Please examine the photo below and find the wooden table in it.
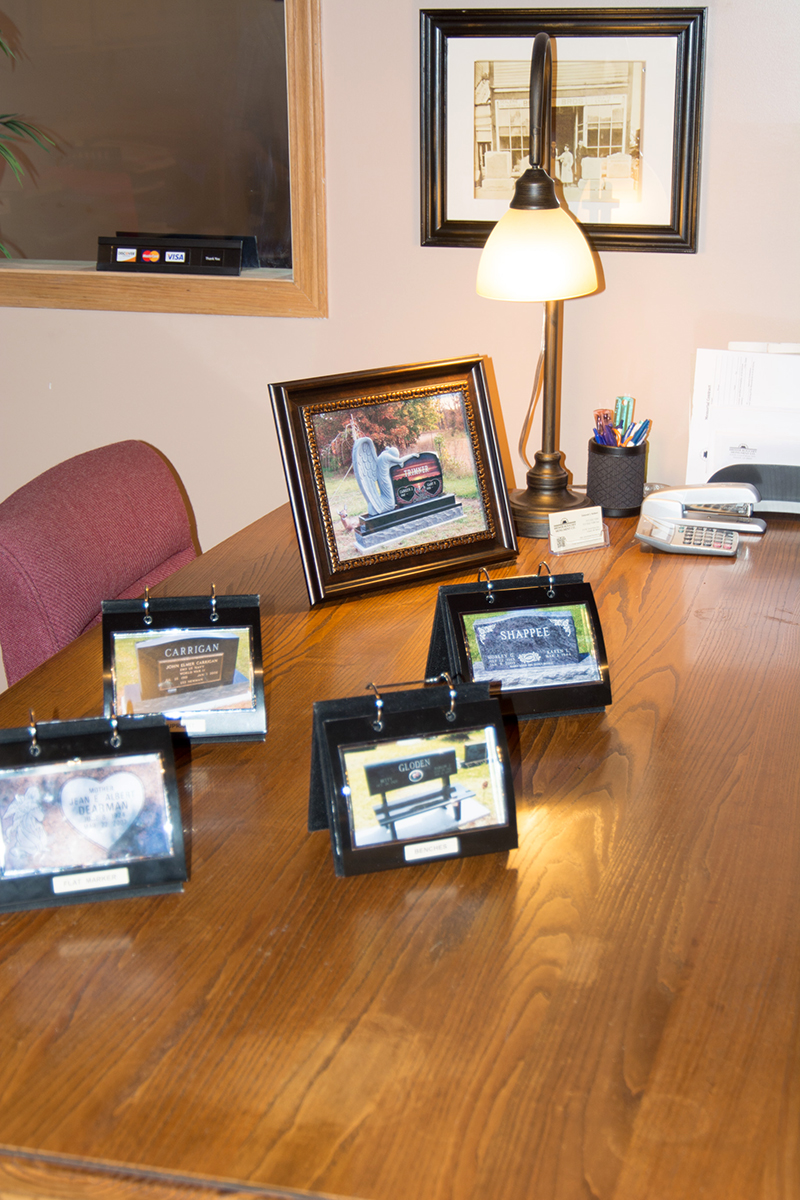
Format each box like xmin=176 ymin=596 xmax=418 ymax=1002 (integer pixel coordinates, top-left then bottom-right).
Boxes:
xmin=0 ymin=505 xmax=798 ymax=1200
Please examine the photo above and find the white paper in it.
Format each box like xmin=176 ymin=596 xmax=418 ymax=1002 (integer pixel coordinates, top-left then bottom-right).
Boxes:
xmin=686 ymin=350 xmax=800 ymax=483
xmin=404 ymin=837 xmax=460 ymax=863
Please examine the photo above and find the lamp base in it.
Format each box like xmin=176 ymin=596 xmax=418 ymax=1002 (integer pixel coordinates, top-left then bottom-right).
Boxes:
xmin=509 ymin=451 xmax=592 ymax=539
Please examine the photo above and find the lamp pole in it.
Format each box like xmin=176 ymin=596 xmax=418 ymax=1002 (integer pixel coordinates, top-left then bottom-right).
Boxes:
xmin=479 ymin=32 xmax=596 ymax=538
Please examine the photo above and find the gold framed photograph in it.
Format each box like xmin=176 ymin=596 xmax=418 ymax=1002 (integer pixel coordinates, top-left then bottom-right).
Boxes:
xmin=270 ymin=356 xmax=518 ymax=605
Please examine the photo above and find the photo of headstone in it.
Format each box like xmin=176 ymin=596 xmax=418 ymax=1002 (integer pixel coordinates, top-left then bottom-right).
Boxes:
xmin=112 ymin=628 xmax=256 ymax=716
xmin=469 ymin=607 xmax=602 ymax=690
xmin=349 ymin=437 xmax=463 ymax=552
xmin=136 ymin=633 xmax=241 ymax=699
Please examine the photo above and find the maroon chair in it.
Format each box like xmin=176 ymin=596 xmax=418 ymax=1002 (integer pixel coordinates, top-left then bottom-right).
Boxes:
xmin=0 ymin=441 xmax=199 ymax=686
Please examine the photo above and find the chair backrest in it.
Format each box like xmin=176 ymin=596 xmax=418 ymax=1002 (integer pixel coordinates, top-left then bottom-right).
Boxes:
xmin=0 ymin=441 xmax=199 ymax=685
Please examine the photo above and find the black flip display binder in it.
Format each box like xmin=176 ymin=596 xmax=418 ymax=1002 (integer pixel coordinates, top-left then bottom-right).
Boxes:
xmin=0 ymin=715 xmax=187 ymax=913
xmin=309 ymin=680 xmax=517 ymax=876
xmin=426 ymin=571 xmax=612 ymax=720
xmin=102 ymin=592 xmax=266 ymax=743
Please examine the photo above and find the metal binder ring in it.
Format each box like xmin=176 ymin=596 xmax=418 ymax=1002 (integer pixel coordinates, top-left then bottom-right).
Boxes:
xmin=109 ymin=702 xmax=122 ymax=749
xmin=441 ymin=672 xmax=457 ymax=722
xmin=537 ymin=561 xmax=556 ymax=598
xmin=28 ymin=710 xmax=41 ymax=758
xmin=477 ymin=566 xmax=495 ymax=604
xmin=210 ymin=583 xmax=219 ymax=623
xmin=367 ymin=682 xmax=384 ymax=731
xmin=143 ymin=586 xmax=153 ymax=626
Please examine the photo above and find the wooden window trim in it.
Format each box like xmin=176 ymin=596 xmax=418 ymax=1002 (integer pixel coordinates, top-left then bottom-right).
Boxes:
xmin=0 ymin=0 xmax=327 ymax=318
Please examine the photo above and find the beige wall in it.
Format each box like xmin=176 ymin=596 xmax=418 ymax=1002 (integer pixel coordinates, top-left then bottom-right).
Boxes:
xmin=2 ymin=0 xmax=799 ymax=561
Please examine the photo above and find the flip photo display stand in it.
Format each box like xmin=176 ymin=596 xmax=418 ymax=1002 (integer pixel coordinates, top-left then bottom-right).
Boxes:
xmin=309 ymin=676 xmax=517 ymax=876
xmin=426 ymin=565 xmax=612 ymax=720
xmin=102 ymin=588 xmax=266 ymax=742
xmin=0 ymin=713 xmax=187 ymax=913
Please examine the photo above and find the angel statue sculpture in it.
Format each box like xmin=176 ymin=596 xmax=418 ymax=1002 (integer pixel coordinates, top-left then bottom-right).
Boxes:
xmin=351 ymin=437 xmax=404 ymax=516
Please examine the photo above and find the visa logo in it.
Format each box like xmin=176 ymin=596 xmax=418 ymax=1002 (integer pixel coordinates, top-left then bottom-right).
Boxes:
xmin=116 ymin=247 xmax=137 ymax=262
xmin=165 ymin=250 xmax=186 ymax=263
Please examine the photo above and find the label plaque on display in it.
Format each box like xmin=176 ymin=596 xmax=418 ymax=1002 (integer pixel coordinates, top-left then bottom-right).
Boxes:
xmin=0 ymin=715 xmax=186 ymax=913
xmin=308 ymin=681 xmax=517 ymax=877
xmin=425 ymin=571 xmax=612 ymax=720
xmin=102 ymin=594 xmax=266 ymax=743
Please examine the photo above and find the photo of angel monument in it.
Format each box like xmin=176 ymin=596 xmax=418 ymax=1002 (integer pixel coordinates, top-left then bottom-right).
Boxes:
xmin=310 ymin=389 xmax=491 ymax=562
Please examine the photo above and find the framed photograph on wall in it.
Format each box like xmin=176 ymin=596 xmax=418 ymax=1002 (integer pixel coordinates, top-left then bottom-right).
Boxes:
xmin=269 ymin=357 xmax=518 ymax=605
xmin=421 ymin=7 xmax=706 ymax=252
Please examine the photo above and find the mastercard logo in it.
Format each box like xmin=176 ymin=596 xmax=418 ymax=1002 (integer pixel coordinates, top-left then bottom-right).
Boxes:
xmin=142 ymin=249 xmax=161 ymax=263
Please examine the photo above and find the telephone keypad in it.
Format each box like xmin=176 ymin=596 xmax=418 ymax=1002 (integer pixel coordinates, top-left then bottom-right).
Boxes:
xmin=677 ymin=525 xmax=737 ymax=552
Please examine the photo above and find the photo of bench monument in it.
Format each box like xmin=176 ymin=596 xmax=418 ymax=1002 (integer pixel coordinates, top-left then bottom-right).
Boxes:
xmin=340 ymin=727 xmax=508 ymax=848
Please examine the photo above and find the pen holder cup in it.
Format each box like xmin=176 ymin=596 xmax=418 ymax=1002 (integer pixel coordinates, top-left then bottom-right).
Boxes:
xmin=586 ymin=439 xmax=647 ymax=517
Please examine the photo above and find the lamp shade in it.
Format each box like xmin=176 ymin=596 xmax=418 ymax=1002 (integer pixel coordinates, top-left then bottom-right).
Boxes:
xmin=476 ymin=205 xmax=598 ymax=302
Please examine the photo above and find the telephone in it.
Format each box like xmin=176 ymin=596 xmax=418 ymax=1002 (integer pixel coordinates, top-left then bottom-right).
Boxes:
xmin=635 ymin=482 xmax=765 ymax=556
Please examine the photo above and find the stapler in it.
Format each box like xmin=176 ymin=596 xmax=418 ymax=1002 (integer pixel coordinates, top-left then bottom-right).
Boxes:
xmin=635 ymin=482 xmax=765 ymax=556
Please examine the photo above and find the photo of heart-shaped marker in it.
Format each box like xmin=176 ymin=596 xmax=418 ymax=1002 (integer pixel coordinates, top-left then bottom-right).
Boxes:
xmin=61 ymin=772 xmax=146 ymax=850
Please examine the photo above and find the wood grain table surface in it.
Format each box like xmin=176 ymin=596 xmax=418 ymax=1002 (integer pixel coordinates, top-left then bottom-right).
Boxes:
xmin=0 ymin=504 xmax=798 ymax=1200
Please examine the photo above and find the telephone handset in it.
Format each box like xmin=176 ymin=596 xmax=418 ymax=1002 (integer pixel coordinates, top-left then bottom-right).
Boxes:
xmin=635 ymin=482 xmax=765 ymax=556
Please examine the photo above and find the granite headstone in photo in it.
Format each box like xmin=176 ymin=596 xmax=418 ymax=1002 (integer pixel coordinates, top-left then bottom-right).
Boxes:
xmin=474 ymin=612 xmax=580 ymax=672
xmin=136 ymin=633 xmax=240 ymax=700
xmin=364 ymin=748 xmax=458 ymax=795
xmin=349 ymin=437 xmax=461 ymax=550
xmin=389 ymin=452 xmax=444 ymax=506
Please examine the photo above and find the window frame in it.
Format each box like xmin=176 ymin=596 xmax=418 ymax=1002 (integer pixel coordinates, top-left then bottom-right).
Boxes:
xmin=0 ymin=0 xmax=327 ymax=318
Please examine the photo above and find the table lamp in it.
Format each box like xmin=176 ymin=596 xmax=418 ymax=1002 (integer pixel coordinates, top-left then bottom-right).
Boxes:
xmin=477 ymin=31 xmax=599 ymax=538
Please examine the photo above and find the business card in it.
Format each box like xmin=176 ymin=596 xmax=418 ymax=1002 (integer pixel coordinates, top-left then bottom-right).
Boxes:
xmin=548 ymin=506 xmax=606 ymax=553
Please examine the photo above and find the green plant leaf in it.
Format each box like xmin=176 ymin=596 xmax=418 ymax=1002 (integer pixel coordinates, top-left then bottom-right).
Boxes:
xmin=1 ymin=113 xmax=53 ymax=150
xmin=0 ymin=140 xmax=24 ymax=182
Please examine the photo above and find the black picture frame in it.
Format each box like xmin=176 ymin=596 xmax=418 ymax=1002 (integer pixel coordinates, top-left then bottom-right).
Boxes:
xmin=421 ymin=7 xmax=706 ymax=252
xmin=0 ymin=715 xmax=187 ymax=913
xmin=309 ymin=683 xmax=517 ymax=876
xmin=426 ymin=573 xmax=612 ymax=718
xmin=269 ymin=356 xmax=518 ymax=605
xmin=102 ymin=594 xmax=266 ymax=743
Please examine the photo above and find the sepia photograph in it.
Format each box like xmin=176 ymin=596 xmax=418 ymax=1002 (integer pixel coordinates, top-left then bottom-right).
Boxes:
xmin=421 ymin=8 xmax=706 ymax=251
xmin=339 ymin=726 xmax=509 ymax=848
xmin=473 ymin=57 xmax=644 ymax=208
